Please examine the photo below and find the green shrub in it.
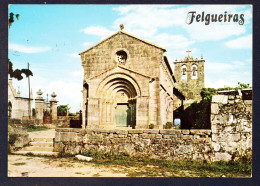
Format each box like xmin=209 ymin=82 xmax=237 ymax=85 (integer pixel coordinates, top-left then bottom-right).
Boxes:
xmin=149 ymin=123 xmax=155 ymax=129
xmin=165 ymin=122 xmax=173 ymax=129
xmin=27 ymin=125 xmax=37 ymax=130
xmin=8 ymin=134 xmax=17 ymax=145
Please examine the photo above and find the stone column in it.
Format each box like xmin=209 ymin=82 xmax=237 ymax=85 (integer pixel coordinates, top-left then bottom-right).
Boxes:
xmin=86 ymin=98 xmax=100 ymax=129
xmin=135 ymin=96 xmax=149 ymax=129
xmin=50 ymin=92 xmax=58 ymax=120
xmin=35 ymin=89 xmax=44 ymax=120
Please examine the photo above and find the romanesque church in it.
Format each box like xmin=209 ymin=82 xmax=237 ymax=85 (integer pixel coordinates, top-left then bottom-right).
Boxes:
xmin=79 ymin=25 xmax=204 ymax=129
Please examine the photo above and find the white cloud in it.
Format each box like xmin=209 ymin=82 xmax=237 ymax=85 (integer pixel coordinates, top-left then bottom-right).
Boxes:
xmin=45 ymin=80 xmax=82 ymax=112
xmin=82 ymin=26 xmax=114 ymax=38
xmin=184 ymin=24 xmax=246 ymax=42
xmin=205 ymin=61 xmax=234 ymax=73
xmin=113 ymin=5 xmax=177 ymax=15
xmin=112 ymin=5 xmax=251 ymax=42
xmin=232 ymin=60 xmax=245 ymax=66
xmin=152 ymin=33 xmax=194 ymax=49
xmin=205 ymin=79 xmax=238 ymax=88
xmin=70 ymin=70 xmax=83 ymax=78
xmin=12 ymin=69 xmax=83 ymax=112
xmin=204 ymin=60 xmax=252 ymax=88
xmin=69 ymin=53 xmax=81 ymax=58
xmin=246 ymin=57 xmax=252 ymax=63
xmin=83 ymin=42 xmax=92 ymax=47
xmin=149 ymin=33 xmax=195 ymax=63
xmin=225 ymin=34 xmax=252 ymax=49
xmin=9 ymin=43 xmax=51 ymax=53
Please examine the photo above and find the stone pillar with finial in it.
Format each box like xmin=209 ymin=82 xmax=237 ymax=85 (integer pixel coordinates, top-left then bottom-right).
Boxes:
xmin=50 ymin=92 xmax=58 ymax=120
xmin=35 ymin=89 xmax=44 ymax=120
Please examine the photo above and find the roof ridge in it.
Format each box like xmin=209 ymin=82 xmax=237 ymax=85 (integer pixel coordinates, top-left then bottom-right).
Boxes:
xmin=79 ymin=30 xmax=166 ymax=55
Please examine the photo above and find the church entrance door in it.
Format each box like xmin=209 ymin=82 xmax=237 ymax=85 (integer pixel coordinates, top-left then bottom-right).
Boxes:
xmin=115 ymin=103 xmax=129 ymax=127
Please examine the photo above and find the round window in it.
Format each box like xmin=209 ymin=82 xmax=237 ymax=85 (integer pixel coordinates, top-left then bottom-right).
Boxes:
xmin=116 ymin=50 xmax=127 ymax=65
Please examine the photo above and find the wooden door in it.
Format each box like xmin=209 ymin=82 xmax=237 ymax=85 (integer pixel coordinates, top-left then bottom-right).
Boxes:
xmin=115 ymin=104 xmax=128 ymax=127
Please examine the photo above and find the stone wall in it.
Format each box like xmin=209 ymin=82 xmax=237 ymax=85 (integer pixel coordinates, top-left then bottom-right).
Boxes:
xmin=54 ymin=92 xmax=252 ymax=162
xmin=8 ymin=124 xmax=30 ymax=151
xmin=8 ymin=116 xmax=79 ymax=128
xmin=54 ymin=128 xmax=212 ymax=160
xmin=80 ymin=31 xmax=163 ymax=79
xmin=211 ymin=94 xmax=252 ymax=161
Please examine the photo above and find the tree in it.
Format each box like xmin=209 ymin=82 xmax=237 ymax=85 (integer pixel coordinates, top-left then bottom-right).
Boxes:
xmin=57 ymin=105 xmax=70 ymax=116
xmin=8 ymin=12 xmax=20 ymax=28
xmin=8 ymin=12 xmax=33 ymax=80
xmin=238 ymin=82 xmax=251 ymax=89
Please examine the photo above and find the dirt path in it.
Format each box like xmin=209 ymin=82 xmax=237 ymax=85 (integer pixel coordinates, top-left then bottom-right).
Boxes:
xmin=9 ymin=129 xmax=130 ymax=177
xmin=8 ymin=154 xmax=128 ymax=177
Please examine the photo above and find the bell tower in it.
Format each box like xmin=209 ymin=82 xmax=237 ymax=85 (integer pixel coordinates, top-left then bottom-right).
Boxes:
xmin=174 ymin=51 xmax=205 ymax=101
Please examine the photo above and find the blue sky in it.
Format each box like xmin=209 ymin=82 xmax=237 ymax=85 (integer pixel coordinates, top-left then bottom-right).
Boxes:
xmin=8 ymin=5 xmax=252 ymax=112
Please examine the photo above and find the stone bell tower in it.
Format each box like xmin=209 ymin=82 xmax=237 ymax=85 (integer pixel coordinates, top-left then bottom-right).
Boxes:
xmin=174 ymin=50 xmax=205 ymax=101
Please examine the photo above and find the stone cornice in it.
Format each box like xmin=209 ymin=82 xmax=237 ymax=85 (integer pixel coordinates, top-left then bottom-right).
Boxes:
xmin=79 ymin=30 xmax=166 ymax=56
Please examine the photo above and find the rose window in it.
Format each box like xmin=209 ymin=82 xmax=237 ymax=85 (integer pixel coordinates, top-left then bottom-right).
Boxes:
xmin=116 ymin=50 xmax=127 ymax=65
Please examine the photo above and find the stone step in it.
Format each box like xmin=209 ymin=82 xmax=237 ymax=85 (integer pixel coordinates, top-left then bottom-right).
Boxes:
xmin=31 ymin=138 xmax=54 ymax=142
xmin=21 ymin=146 xmax=54 ymax=152
xmin=29 ymin=142 xmax=53 ymax=147
xmin=13 ymin=150 xmax=59 ymax=157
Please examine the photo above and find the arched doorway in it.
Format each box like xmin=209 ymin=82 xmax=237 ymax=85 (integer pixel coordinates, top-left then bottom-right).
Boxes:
xmin=97 ymin=75 xmax=140 ymax=128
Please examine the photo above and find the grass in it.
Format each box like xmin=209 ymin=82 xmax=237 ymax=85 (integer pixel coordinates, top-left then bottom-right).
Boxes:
xmin=76 ymin=151 xmax=252 ymax=177
xmin=27 ymin=125 xmax=49 ymax=132
xmin=13 ymin=162 xmax=26 ymax=166
xmin=17 ymin=151 xmax=252 ymax=177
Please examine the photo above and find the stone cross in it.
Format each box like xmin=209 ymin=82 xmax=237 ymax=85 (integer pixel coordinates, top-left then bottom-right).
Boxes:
xmin=120 ymin=24 xmax=124 ymax=30
xmin=186 ymin=50 xmax=192 ymax=57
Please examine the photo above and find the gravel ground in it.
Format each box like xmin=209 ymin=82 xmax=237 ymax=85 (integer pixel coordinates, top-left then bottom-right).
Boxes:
xmin=8 ymin=154 xmax=128 ymax=177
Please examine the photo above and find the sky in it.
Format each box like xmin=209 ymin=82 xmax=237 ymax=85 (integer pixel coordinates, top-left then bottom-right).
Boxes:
xmin=8 ymin=5 xmax=252 ymax=112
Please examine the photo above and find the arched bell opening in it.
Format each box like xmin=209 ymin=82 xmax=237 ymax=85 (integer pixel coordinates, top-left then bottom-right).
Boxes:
xmin=99 ymin=77 xmax=137 ymax=128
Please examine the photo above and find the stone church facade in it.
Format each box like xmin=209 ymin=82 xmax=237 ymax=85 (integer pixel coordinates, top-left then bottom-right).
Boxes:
xmin=79 ymin=28 xmax=176 ymax=129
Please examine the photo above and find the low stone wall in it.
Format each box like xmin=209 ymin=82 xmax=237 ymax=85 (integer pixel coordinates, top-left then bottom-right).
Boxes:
xmin=8 ymin=124 xmax=30 ymax=151
xmin=8 ymin=118 xmax=42 ymax=126
xmin=54 ymin=92 xmax=252 ymax=162
xmin=8 ymin=116 xmax=79 ymax=128
xmin=211 ymin=94 xmax=252 ymax=161
xmin=54 ymin=128 xmax=212 ymax=160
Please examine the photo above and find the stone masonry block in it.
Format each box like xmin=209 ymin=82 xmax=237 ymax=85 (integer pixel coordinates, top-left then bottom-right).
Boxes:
xmin=213 ymin=152 xmax=232 ymax=161
xmin=128 ymin=130 xmax=143 ymax=134
xmin=115 ymin=130 xmax=128 ymax=135
xmin=142 ymin=129 xmax=160 ymax=134
xmin=190 ymin=130 xmax=211 ymax=135
xmin=244 ymin=100 xmax=252 ymax=105
xmin=212 ymin=142 xmax=221 ymax=151
xmin=140 ymin=134 xmax=155 ymax=139
xmin=212 ymin=95 xmax=228 ymax=104
xmin=211 ymin=103 xmax=219 ymax=114
xmin=181 ymin=130 xmax=190 ymax=135
xmin=159 ymin=129 xmax=181 ymax=135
